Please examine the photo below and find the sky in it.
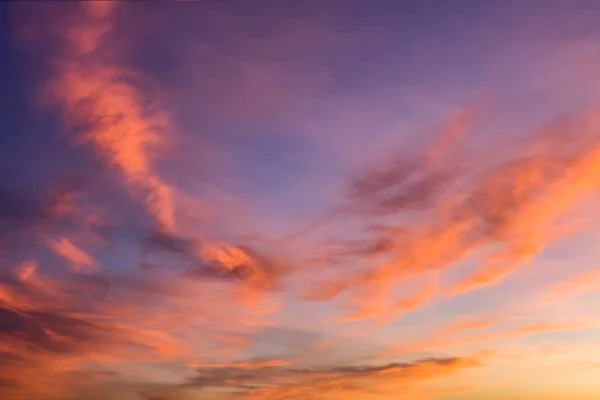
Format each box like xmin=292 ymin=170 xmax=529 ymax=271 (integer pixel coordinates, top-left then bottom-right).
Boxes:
xmin=2 ymin=1 xmax=600 ymax=399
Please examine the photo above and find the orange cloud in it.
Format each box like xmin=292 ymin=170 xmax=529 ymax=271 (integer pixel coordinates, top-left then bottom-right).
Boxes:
xmin=186 ymin=356 xmax=479 ymax=400
xmin=381 ymin=318 xmax=597 ymax=359
xmin=46 ymin=2 xmax=176 ymax=233
xmin=16 ymin=260 xmax=37 ymax=281
xmin=0 ymin=256 xmax=274 ymax=399
xmin=446 ymin=239 xmax=540 ymax=295
xmin=44 ymin=4 xmax=279 ymax=306
xmin=391 ymin=273 xmax=439 ymax=313
xmin=47 ymin=237 xmax=98 ymax=273
xmin=538 ymin=268 xmax=600 ymax=305
xmin=311 ymin=106 xmax=600 ymax=321
xmin=339 ymin=273 xmax=439 ymax=324
xmin=440 ymin=316 xmax=501 ymax=334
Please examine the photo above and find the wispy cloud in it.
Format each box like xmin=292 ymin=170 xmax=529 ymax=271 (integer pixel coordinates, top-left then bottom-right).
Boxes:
xmin=309 ymin=106 xmax=600 ymax=321
xmin=46 ymin=2 xmax=176 ymax=233
xmin=186 ymin=356 xmax=478 ymax=400
xmin=47 ymin=236 xmax=98 ymax=273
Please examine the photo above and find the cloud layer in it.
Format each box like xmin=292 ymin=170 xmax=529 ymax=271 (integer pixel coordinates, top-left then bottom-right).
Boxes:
xmin=3 ymin=1 xmax=600 ymax=399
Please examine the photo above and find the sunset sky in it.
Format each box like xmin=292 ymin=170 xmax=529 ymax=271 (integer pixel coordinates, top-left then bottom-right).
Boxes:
xmin=2 ymin=1 xmax=600 ymax=399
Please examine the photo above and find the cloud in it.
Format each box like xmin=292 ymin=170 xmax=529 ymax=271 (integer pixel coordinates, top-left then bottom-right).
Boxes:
xmin=347 ymin=104 xmax=479 ymax=216
xmin=0 ymin=280 xmax=123 ymax=399
xmin=0 ymin=183 xmax=77 ymax=234
xmin=186 ymin=356 xmax=479 ymax=399
xmin=194 ymin=243 xmax=287 ymax=292
xmin=0 ymin=304 xmax=114 ymax=354
xmin=138 ymin=228 xmax=288 ymax=307
xmin=47 ymin=236 xmax=98 ymax=273
xmin=536 ymin=268 xmax=600 ymax=306
xmin=41 ymin=2 xmax=288 ymax=309
xmin=45 ymin=2 xmax=176 ymax=233
xmin=337 ymin=273 xmax=439 ymax=324
xmin=0 ymin=256 xmax=264 ymax=399
xmin=380 ymin=318 xmax=598 ymax=359
xmin=440 ymin=317 xmax=501 ymax=334
xmin=310 ymin=106 xmax=600 ymax=320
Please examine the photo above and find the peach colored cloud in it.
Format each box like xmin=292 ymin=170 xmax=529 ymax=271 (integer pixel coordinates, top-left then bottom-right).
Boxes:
xmin=380 ymin=318 xmax=597 ymax=360
xmin=537 ymin=268 xmax=600 ymax=306
xmin=0 ymin=254 xmax=279 ymax=399
xmin=308 ymin=106 xmax=600 ymax=322
xmin=44 ymin=3 xmax=286 ymax=309
xmin=47 ymin=237 xmax=98 ymax=273
xmin=46 ymin=2 xmax=176 ymax=233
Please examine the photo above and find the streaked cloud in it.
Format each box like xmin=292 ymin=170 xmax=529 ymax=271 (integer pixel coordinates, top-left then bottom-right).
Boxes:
xmin=47 ymin=236 xmax=98 ymax=272
xmin=3 ymin=1 xmax=600 ymax=399
xmin=308 ymin=106 xmax=600 ymax=321
xmin=187 ymin=356 xmax=478 ymax=400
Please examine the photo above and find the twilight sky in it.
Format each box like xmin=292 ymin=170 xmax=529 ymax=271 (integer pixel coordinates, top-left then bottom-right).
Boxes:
xmin=2 ymin=1 xmax=600 ymax=399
